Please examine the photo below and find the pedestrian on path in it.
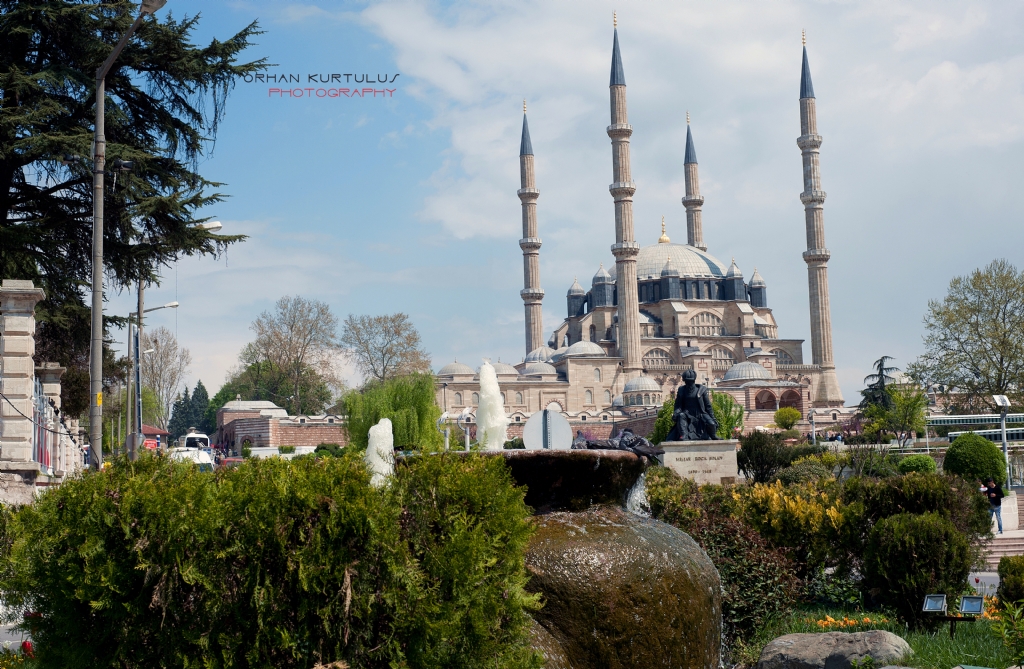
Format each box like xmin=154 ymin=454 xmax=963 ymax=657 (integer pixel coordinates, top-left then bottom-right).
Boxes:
xmin=986 ymin=477 xmax=1005 ymax=534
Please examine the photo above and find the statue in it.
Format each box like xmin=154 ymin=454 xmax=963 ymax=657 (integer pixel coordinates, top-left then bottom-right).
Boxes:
xmin=666 ymin=369 xmax=719 ymax=441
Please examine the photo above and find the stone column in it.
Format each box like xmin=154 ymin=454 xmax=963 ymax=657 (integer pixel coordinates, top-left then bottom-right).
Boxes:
xmin=37 ymin=363 xmax=66 ymax=475
xmin=0 ymin=280 xmax=46 ymax=463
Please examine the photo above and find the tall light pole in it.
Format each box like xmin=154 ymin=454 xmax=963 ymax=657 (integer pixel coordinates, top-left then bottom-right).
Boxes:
xmin=126 ymin=301 xmax=178 ymax=460
xmin=995 ymin=395 xmax=1012 ymax=486
xmin=89 ymin=0 xmax=169 ymax=468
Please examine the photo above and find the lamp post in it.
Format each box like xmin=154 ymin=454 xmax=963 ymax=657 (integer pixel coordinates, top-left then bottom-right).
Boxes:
xmin=124 ymin=301 xmax=177 ymax=460
xmin=89 ymin=0 xmax=169 ymax=468
xmin=995 ymin=395 xmax=1012 ymax=486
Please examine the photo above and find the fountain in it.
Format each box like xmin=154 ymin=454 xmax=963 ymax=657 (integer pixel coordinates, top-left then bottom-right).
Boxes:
xmin=365 ymin=418 xmax=394 ymax=487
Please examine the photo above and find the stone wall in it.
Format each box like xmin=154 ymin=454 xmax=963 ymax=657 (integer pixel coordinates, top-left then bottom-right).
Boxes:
xmin=222 ymin=416 xmax=348 ymax=451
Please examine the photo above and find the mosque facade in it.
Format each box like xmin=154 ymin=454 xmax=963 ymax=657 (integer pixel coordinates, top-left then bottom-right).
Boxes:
xmin=436 ymin=26 xmax=846 ymax=431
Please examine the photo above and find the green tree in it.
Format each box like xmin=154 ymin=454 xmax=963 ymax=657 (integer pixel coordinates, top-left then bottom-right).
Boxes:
xmin=649 ymin=397 xmax=675 ymax=445
xmin=712 ymin=392 xmax=744 ymax=439
xmin=861 ymin=356 xmax=899 ymax=410
xmin=910 ymin=259 xmax=1024 ymax=411
xmin=345 ymin=374 xmax=442 ymax=451
xmin=189 ymin=381 xmax=210 ymax=434
xmin=167 ymin=386 xmax=191 ymax=440
xmin=1 ymin=1 xmax=263 ymax=416
xmin=774 ymin=407 xmax=802 ymax=430
xmin=866 ymin=384 xmax=927 ymax=448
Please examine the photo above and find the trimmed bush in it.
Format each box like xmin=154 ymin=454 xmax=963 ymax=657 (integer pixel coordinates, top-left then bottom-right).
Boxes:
xmin=897 ymin=454 xmax=937 ymax=475
xmin=738 ymin=432 xmax=789 ymax=483
xmin=944 ymin=432 xmax=1007 ymax=485
xmin=863 ymin=512 xmax=973 ymax=627
xmin=774 ymin=407 xmax=802 ymax=430
xmin=1000 ymin=556 xmax=1024 ymax=608
xmin=0 ymin=453 xmax=540 ymax=669
xmin=777 ymin=458 xmax=833 ymax=485
xmin=646 ymin=467 xmax=799 ymax=640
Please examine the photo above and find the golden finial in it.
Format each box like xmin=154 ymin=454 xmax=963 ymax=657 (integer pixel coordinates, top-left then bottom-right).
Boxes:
xmin=802 ymin=29 xmax=806 ymax=46
xmin=613 ymin=11 xmax=617 ymax=28
xmin=658 ymin=216 xmax=671 ymax=244
xmin=523 ymin=99 xmax=527 ymax=113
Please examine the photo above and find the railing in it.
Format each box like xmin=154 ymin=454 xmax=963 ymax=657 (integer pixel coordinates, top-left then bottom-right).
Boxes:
xmin=31 ymin=378 xmax=64 ymax=475
xmin=777 ymin=364 xmax=819 ymax=373
xmin=711 ymin=359 xmax=732 ymax=371
xmin=642 ymin=359 xmax=693 ymax=372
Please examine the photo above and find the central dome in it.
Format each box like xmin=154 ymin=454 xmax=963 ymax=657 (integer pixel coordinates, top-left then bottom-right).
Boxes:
xmin=634 ymin=243 xmax=728 ymax=280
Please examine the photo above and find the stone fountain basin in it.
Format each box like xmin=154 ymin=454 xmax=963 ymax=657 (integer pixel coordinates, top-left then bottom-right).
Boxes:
xmin=473 ymin=449 xmax=646 ymax=515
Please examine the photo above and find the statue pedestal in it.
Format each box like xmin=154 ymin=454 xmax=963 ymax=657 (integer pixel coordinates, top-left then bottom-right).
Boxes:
xmin=659 ymin=440 xmax=739 ymax=485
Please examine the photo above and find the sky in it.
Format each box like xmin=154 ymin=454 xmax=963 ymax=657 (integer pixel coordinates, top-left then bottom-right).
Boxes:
xmin=106 ymin=0 xmax=1024 ymax=405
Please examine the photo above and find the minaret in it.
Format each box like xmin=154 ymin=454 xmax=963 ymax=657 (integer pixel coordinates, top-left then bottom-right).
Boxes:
xmin=682 ymin=112 xmax=706 ymax=251
xmin=798 ymin=34 xmax=844 ymax=406
xmin=518 ymin=101 xmax=545 ymax=356
xmin=608 ymin=15 xmax=642 ymax=374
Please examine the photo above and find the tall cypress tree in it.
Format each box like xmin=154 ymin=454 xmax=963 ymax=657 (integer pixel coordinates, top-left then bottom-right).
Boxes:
xmin=190 ymin=380 xmax=210 ymax=434
xmin=167 ymin=387 xmax=191 ymax=441
xmin=1 ymin=1 xmax=266 ymax=416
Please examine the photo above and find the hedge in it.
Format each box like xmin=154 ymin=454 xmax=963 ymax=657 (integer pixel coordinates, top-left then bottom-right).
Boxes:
xmin=0 ymin=452 xmax=540 ymax=669
xmin=944 ymin=432 xmax=1007 ymax=485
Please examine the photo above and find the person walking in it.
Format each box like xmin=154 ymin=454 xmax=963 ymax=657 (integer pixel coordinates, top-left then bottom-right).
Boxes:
xmin=986 ymin=477 xmax=1005 ymax=534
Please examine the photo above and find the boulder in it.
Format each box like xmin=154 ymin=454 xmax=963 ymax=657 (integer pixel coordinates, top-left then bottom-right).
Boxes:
xmin=526 ymin=504 xmax=721 ymax=668
xmin=757 ymin=630 xmax=911 ymax=669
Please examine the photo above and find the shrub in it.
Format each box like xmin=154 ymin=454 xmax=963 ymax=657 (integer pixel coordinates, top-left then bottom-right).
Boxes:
xmin=314 ymin=442 xmax=355 ymax=458
xmin=0 ymin=453 xmax=540 ymax=669
xmin=1000 ymin=556 xmax=1024 ymax=607
xmin=774 ymin=407 xmax=802 ymax=430
xmin=277 ymin=445 xmax=296 ymax=454
xmin=503 ymin=437 xmax=525 ymax=449
xmin=646 ymin=467 xmax=799 ymax=641
xmin=738 ymin=432 xmax=789 ymax=483
xmin=344 ymin=373 xmax=442 ymax=451
xmin=778 ymin=429 xmax=803 ymax=441
xmin=777 ymin=459 xmax=833 ymax=485
xmin=944 ymin=432 xmax=1006 ymax=485
xmin=862 ymin=512 xmax=973 ymax=627
xmin=712 ymin=392 xmax=744 ymax=439
xmin=897 ymin=454 xmax=937 ymax=475
xmin=649 ymin=397 xmax=675 ymax=445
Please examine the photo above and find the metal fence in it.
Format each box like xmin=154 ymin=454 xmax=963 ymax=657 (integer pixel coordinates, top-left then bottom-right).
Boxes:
xmin=31 ymin=378 xmax=65 ymax=475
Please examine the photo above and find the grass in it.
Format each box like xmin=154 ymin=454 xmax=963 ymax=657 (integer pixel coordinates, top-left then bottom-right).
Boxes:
xmin=731 ymin=606 xmax=1015 ymax=669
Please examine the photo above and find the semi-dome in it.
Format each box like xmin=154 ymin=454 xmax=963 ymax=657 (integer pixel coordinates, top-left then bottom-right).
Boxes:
xmin=525 ymin=346 xmax=556 ymax=363
xmin=487 ymin=361 xmax=520 ymax=376
xmin=722 ymin=361 xmax=772 ymax=381
xmin=635 ymin=242 xmax=728 ymax=280
xmin=612 ymin=394 xmax=625 ymax=407
xmin=562 ymin=341 xmax=607 ymax=358
xmin=550 ymin=346 xmax=569 ymax=363
xmin=523 ymin=362 xmax=557 ymax=375
xmin=623 ymin=375 xmax=662 ymax=393
xmin=437 ymin=361 xmax=474 ymax=376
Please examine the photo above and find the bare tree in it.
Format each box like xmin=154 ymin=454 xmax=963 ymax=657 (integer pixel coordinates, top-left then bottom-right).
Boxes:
xmin=140 ymin=326 xmax=192 ymax=430
xmin=251 ymin=296 xmax=340 ymax=414
xmin=341 ymin=313 xmax=431 ymax=384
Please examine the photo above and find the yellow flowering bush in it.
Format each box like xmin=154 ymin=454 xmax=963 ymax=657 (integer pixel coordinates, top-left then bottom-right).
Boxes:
xmin=806 ymin=614 xmax=890 ymax=629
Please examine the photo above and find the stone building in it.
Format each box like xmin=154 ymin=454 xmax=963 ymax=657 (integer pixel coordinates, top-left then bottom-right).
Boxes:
xmin=215 ymin=397 xmax=347 ymax=452
xmin=435 ymin=28 xmax=847 ymax=432
xmin=0 ymin=280 xmax=84 ymax=503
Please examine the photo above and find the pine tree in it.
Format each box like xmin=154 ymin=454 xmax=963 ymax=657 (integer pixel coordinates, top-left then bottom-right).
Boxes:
xmin=190 ymin=381 xmax=211 ymax=434
xmin=1 ymin=1 xmax=266 ymax=416
xmin=167 ymin=387 xmax=191 ymax=441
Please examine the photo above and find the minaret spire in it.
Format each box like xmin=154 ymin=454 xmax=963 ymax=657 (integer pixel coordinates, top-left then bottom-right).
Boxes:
xmin=797 ymin=37 xmax=843 ymax=406
xmin=607 ymin=19 xmax=642 ymax=375
xmin=682 ymin=117 xmax=706 ymax=251
xmin=518 ymin=103 xmax=544 ymax=355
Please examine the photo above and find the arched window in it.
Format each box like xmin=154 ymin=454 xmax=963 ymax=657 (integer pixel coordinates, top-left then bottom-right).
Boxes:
xmin=604 ymin=389 xmax=612 ymax=404
xmin=454 ymin=392 xmax=463 ymax=405
xmin=642 ymin=348 xmax=672 ymax=368
xmin=501 ymin=392 xmax=506 ymax=404
xmin=755 ymin=390 xmax=776 ymax=411
xmin=515 ymin=392 xmax=523 ymax=404
xmin=589 ymin=324 xmax=596 ymax=341
xmin=709 ymin=347 xmax=734 ymax=362
xmin=472 ymin=392 xmax=480 ymax=405
xmin=643 ymin=394 xmax=650 ymax=405
xmin=688 ymin=311 xmax=725 ymax=336
xmin=594 ymin=368 xmax=602 ymax=382
xmin=770 ymin=348 xmax=795 ymax=365
xmin=585 ymin=390 xmax=593 ymax=404
xmin=780 ymin=389 xmax=802 ymax=411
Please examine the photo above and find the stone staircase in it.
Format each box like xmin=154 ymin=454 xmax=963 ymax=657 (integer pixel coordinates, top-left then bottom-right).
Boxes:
xmin=984 ymin=491 xmax=1024 ymax=570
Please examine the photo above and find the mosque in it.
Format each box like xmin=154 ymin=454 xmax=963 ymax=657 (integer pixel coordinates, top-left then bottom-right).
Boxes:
xmin=435 ymin=24 xmax=846 ymax=432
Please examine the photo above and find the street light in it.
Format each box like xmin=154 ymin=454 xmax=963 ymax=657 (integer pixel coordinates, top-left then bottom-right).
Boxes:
xmin=90 ymin=0 xmax=169 ymax=468
xmin=125 ymin=300 xmax=178 ymax=461
xmin=197 ymin=220 xmax=222 ymax=232
xmin=995 ymin=395 xmax=1011 ymax=486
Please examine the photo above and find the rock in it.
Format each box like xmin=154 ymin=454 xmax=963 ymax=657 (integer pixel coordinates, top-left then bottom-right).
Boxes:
xmin=527 ymin=617 xmax=571 ymax=669
xmin=757 ymin=631 xmax=912 ymax=669
xmin=525 ymin=504 xmax=721 ymax=668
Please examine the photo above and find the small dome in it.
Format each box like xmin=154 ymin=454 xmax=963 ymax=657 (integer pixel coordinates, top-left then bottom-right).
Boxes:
xmin=592 ymin=263 xmax=613 ymax=285
xmin=661 ymin=256 xmax=680 ymax=277
xmin=722 ymin=361 xmax=772 ymax=381
xmin=612 ymin=394 xmax=625 ymax=407
xmin=525 ymin=346 xmax=556 ymax=363
xmin=523 ymin=362 xmax=557 ymax=375
xmin=623 ymin=375 xmax=662 ymax=393
xmin=750 ymin=268 xmax=766 ymax=287
xmin=638 ymin=310 xmax=661 ymax=324
xmin=567 ymin=277 xmax=585 ymax=296
xmin=725 ymin=258 xmax=743 ymax=279
xmin=550 ymin=346 xmax=569 ymax=363
xmin=487 ymin=361 xmax=520 ymax=376
xmin=562 ymin=341 xmax=607 ymax=358
xmin=438 ymin=361 xmax=474 ymax=376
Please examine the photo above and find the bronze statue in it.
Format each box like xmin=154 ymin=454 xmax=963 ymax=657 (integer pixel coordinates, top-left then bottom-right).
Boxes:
xmin=666 ymin=369 xmax=719 ymax=441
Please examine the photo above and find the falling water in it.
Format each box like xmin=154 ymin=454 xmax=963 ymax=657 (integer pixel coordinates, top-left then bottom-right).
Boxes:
xmin=366 ymin=418 xmax=395 ymax=487
xmin=476 ymin=361 xmax=509 ymax=451
xmin=625 ymin=471 xmax=650 ymax=516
